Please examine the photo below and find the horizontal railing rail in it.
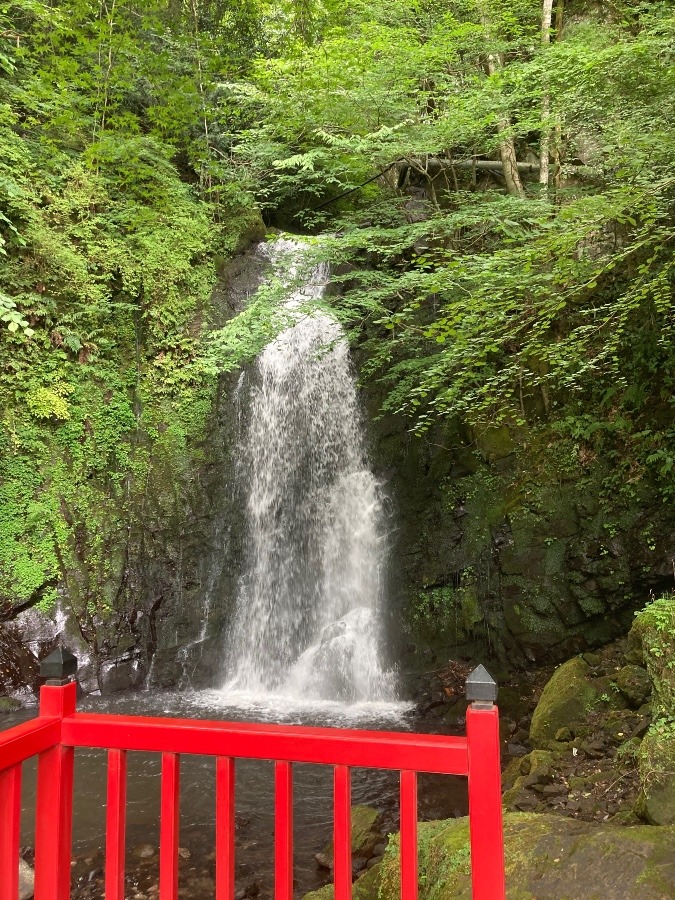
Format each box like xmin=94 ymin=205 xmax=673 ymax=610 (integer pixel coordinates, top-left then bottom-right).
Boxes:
xmin=0 ymin=717 xmax=60 ymax=772
xmin=0 ymin=651 xmax=506 ymax=900
xmin=61 ymin=713 xmax=471 ymax=773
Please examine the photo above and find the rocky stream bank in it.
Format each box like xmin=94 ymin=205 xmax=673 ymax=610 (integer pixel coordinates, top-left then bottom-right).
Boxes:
xmin=303 ymin=595 xmax=675 ymax=899
xmin=3 ymin=602 xmax=675 ymax=899
xmin=5 ymin=597 xmax=675 ymax=899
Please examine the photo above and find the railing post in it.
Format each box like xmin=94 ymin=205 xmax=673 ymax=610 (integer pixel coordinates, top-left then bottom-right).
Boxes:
xmin=465 ymin=665 xmax=505 ymax=900
xmin=333 ymin=765 xmax=352 ymax=900
xmin=34 ymin=648 xmax=78 ymax=900
xmin=105 ymin=748 xmax=128 ymax=900
xmin=160 ymin=752 xmax=181 ymax=900
xmin=0 ymin=763 xmax=22 ymax=900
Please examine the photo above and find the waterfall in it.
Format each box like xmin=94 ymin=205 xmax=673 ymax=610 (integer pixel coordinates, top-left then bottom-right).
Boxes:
xmin=223 ymin=239 xmax=397 ymax=704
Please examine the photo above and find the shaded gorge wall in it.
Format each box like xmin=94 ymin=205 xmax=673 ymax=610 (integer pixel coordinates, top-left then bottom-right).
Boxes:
xmin=363 ymin=396 xmax=675 ymax=672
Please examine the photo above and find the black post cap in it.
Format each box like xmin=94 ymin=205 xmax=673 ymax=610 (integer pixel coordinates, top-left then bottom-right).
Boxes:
xmin=466 ymin=664 xmax=498 ymax=703
xmin=40 ymin=647 xmax=78 ymax=682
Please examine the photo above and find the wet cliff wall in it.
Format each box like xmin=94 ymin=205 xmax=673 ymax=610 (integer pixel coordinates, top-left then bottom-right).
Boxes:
xmin=365 ymin=401 xmax=675 ymax=672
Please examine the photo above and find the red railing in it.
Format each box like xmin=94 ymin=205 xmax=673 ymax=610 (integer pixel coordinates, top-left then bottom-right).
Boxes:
xmin=0 ymin=662 xmax=505 ymax=900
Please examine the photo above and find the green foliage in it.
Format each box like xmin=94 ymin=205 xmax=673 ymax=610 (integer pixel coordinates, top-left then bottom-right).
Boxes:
xmin=0 ymin=0 xmax=263 ymax=630
xmin=4 ymin=0 xmax=675 ymax=639
xmin=634 ymin=595 xmax=675 ymax=717
xmin=218 ymin=0 xmax=675 ymax=503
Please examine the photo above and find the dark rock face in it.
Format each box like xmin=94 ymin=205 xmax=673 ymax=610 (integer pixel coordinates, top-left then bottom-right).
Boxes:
xmin=130 ymin=246 xmax=273 ymax=690
xmin=360 ymin=394 xmax=675 ymax=669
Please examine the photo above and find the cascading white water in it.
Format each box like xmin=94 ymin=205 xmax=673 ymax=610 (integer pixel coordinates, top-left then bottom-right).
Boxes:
xmin=223 ymin=239 xmax=397 ymax=704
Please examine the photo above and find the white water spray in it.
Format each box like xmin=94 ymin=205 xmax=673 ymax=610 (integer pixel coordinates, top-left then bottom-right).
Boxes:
xmin=223 ymin=239 xmax=397 ymax=704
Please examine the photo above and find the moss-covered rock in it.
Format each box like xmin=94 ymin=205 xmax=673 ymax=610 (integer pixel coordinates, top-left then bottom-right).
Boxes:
xmin=614 ymin=664 xmax=651 ymax=707
xmin=638 ymin=723 xmax=675 ymax=826
xmin=630 ymin=597 xmax=675 ymax=825
xmin=317 ymin=805 xmax=381 ymax=868
xmin=502 ymin=749 xmax=558 ymax=810
xmin=371 ymin=812 xmax=675 ymax=898
xmin=302 ymin=862 xmax=382 ymax=900
xmin=473 ymin=424 xmax=515 ymax=461
xmin=530 ymin=657 xmax=599 ymax=748
xmin=502 ymin=755 xmax=525 ymax=791
xmin=0 ymin=696 xmax=21 ymax=713
xmin=630 ymin=597 xmax=675 ymax=716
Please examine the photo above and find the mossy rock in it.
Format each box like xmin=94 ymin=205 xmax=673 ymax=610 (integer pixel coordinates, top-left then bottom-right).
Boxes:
xmin=638 ymin=726 xmax=675 ymax=826
xmin=624 ymin=625 xmax=645 ymax=665
xmin=630 ymin=597 xmax=675 ymax=717
xmin=302 ymin=888 xmax=333 ymax=900
xmin=502 ymin=756 xmax=525 ymax=791
xmin=530 ymin=657 xmax=599 ymax=748
xmin=502 ymin=750 xmax=557 ymax=810
xmin=318 ymin=805 xmax=381 ymax=866
xmin=593 ymin=675 xmax=629 ymax=711
xmin=372 ymin=812 xmax=675 ymax=898
xmin=473 ymin=424 xmax=515 ymax=461
xmin=301 ymin=862 xmax=382 ymax=900
xmin=0 ymin=696 xmax=21 ymax=713
xmin=614 ymin=665 xmax=651 ymax=707
xmin=519 ymin=749 xmax=555 ymax=778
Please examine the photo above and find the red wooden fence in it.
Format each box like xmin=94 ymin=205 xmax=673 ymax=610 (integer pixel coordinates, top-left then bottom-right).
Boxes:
xmin=0 ymin=658 xmax=505 ymax=900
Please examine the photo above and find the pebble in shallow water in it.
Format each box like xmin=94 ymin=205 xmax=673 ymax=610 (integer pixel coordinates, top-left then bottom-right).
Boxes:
xmin=132 ymin=844 xmax=157 ymax=860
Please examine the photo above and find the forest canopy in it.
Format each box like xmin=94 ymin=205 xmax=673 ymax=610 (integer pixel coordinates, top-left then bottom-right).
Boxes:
xmin=2 ymin=0 xmax=675 ymax=625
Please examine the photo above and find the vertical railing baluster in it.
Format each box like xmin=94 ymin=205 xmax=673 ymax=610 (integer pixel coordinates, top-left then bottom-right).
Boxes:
xmin=34 ymin=679 xmax=77 ymax=900
xmin=216 ymin=757 xmax=235 ymax=900
xmin=400 ymin=770 xmax=418 ymax=900
xmin=160 ymin=752 xmax=180 ymax=900
xmin=333 ymin=765 xmax=352 ymax=900
xmin=274 ymin=760 xmax=293 ymax=900
xmin=105 ymin=749 xmax=127 ymax=900
xmin=0 ymin=763 xmax=22 ymax=900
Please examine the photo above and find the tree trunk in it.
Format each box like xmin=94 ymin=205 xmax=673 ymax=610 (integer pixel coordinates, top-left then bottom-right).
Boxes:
xmin=482 ymin=26 xmax=525 ymax=197
xmin=552 ymin=0 xmax=565 ymax=190
xmin=540 ymin=0 xmax=555 ymax=194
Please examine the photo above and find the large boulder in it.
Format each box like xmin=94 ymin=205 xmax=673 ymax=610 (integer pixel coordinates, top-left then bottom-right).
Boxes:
xmin=346 ymin=812 xmax=675 ymax=899
xmin=315 ymin=805 xmax=382 ymax=869
xmin=638 ymin=724 xmax=675 ymax=825
xmin=302 ymin=863 xmax=381 ymax=900
xmin=529 ymin=657 xmax=599 ymax=747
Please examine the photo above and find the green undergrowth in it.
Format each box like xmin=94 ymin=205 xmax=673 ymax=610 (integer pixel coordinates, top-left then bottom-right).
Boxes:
xmin=633 ymin=596 xmax=675 ymax=823
xmin=0 ymin=0 xmax=263 ymax=635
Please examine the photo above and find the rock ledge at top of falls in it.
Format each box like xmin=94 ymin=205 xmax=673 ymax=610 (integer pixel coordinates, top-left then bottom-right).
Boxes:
xmin=302 ymin=812 xmax=675 ymax=899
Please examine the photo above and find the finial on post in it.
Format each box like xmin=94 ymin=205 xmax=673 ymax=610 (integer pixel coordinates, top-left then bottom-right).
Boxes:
xmin=466 ymin=664 xmax=498 ymax=707
xmin=40 ymin=647 xmax=78 ymax=686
